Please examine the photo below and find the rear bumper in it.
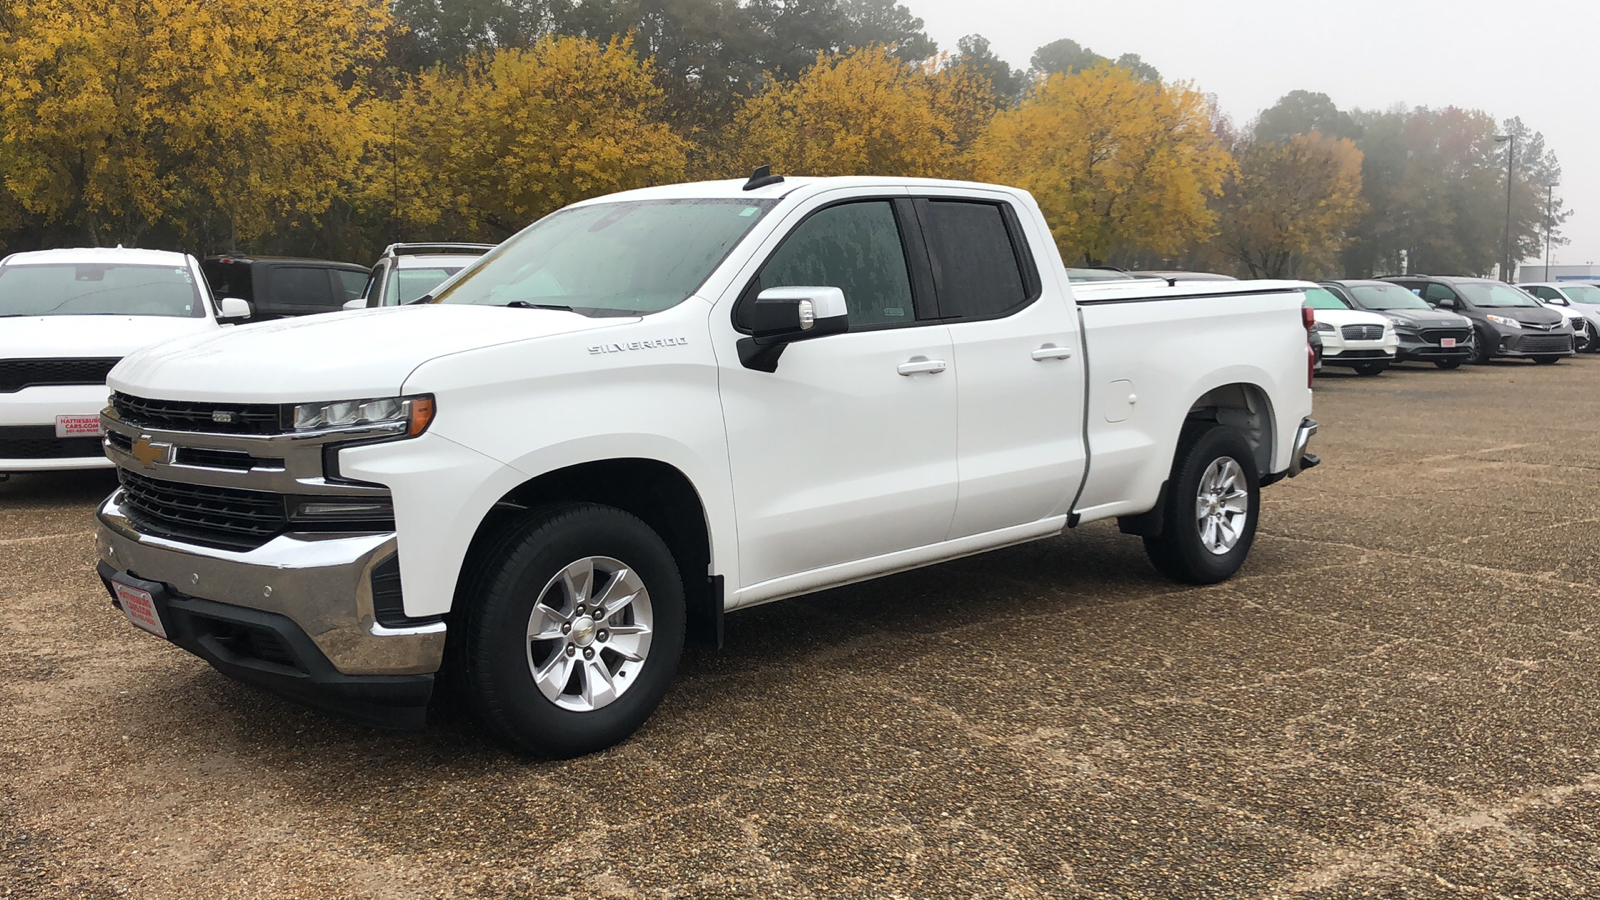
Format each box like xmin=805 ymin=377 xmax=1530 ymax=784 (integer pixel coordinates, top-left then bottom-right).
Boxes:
xmin=1287 ymin=417 xmax=1320 ymax=477
xmin=94 ymin=490 xmax=445 ymax=728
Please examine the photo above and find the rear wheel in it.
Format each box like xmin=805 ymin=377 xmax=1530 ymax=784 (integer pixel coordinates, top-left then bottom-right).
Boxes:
xmin=457 ymin=503 xmax=686 ymax=758
xmin=1352 ymin=361 xmax=1387 ymax=376
xmin=1142 ymin=425 xmax=1260 ymax=585
xmin=1434 ymin=359 xmax=1464 ymax=370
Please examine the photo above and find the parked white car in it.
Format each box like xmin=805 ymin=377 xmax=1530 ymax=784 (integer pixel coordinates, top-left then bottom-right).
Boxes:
xmin=0 ymin=248 xmax=249 ymax=475
xmin=348 ymin=242 xmax=495 ymax=309
xmin=1304 ymin=285 xmax=1397 ymax=375
xmin=1519 ymin=282 xmax=1600 ymax=353
xmin=95 ymin=175 xmax=1319 ymax=756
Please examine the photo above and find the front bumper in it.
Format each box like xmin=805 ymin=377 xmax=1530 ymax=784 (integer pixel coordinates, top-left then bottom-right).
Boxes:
xmin=1 ymin=384 xmax=113 ymax=471
xmin=1393 ymin=335 xmax=1472 ymax=362
xmin=94 ymin=492 xmax=445 ymax=727
xmin=1489 ymin=327 xmax=1574 ymax=357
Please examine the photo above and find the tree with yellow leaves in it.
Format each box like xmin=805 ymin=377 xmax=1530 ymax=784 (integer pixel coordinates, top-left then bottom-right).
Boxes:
xmin=723 ymin=46 xmax=999 ymax=180
xmin=379 ymin=36 xmax=691 ymax=240
xmin=0 ymin=0 xmax=389 ymax=247
xmin=1216 ymin=131 xmax=1366 ymax=279
xmin=970 ymin=63 xmax=1231 ymax=265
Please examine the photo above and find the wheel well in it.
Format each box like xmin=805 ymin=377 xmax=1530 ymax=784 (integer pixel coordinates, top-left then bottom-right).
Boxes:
xmin=1186 ymin=383 xmax=1274 ymax=476
xmin=462 ymin=459 xmax=720 ymax=648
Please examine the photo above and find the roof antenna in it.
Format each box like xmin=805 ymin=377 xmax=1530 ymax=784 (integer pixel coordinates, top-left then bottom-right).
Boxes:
xmin=743 ymin=165 xmax=784 ymax=191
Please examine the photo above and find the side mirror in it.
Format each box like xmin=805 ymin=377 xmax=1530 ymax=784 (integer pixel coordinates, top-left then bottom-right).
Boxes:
xmin=1435 ymin=297 xmax=1456 ymax=309
xmin=737 ymin=287 xmax=850 ymax=372
xmin=218 ymin=297 xmax=252 ymax=323
xmin=343 ymin=298 xmax=366 ymax=311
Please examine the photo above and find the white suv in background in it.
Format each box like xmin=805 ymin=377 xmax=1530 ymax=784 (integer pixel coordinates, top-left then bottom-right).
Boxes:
xmin=0 ymin=248 xmax=249 ymax=475
xmin=350 ymin=243 xmax=495 ymax=309
xmin=1304 ymin=285 xmax=1397 ymax=375
xmin=1519 ymin=282 xmax=1600 ymax=353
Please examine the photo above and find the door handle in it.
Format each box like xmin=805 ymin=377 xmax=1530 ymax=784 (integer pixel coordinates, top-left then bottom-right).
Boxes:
xmin=897 ymin=356 xmax=948 ymax=376
xmin=1032 ymin=343 xmax=1074 ymax=361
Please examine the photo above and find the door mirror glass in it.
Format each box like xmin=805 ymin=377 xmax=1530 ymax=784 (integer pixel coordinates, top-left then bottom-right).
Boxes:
xmin=218 ymin=297 xmax=252 ymax=323
xmin=738 ymin=287 xmax=849 ymax=372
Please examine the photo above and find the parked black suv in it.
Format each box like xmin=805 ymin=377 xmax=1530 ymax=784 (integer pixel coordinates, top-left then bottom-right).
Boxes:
xmin=1377 ymin=275 xmax=1574 ymax=364
xmin=201 ymin=255 xmax=371 ymax=321
xmin=1321 ymin=280 xmax=1475 ymax=369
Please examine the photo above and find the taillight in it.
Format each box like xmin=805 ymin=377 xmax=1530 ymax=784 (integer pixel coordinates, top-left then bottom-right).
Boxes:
xmin=1301 ymin=306 xmax=1316 ymax=330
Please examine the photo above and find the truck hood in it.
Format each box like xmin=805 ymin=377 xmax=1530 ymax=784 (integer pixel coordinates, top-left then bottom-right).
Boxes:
xmin=1 ymin=314 xmax=217 ymax=359
xmin=109 ymin=305 xmax=631 ymax=402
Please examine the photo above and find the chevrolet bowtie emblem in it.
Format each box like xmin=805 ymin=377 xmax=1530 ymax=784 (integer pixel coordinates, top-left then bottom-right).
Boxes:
xmin=130 ymin=436 xmax=173 ymax=468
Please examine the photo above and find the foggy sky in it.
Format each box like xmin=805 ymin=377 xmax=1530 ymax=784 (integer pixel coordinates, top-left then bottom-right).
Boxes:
xmin=911 ymin=0 xmax=1598 ymax=267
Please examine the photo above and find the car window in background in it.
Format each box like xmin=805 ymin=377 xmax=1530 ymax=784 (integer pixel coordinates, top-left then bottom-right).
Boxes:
xmin=1457 ymin=282 xmax=1540 ymax=308
xmin=1561 ymin=285 xmax=1600 ymax=304
xmin=1350 ymin=283 xmax=1430 ymax=310
xmin=1421 ymin=283 xmax=1457 ymax=304
xmin=269 ymin=266 xmax=338 ymax=308
xmin=434 ymin=199 xmax=776 ymax=316
xmin=0 ymin=264 xmax=204 ymax=318
xmin=335 ymin=270 xmax=368 ymax=302
xmin=1303 ymin=287 xmax=1349 ymax=310
xmin=388 ymin=267 xmax=465 ymax=306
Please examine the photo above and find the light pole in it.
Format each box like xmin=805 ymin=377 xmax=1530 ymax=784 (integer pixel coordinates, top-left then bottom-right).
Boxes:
xmin=1545 ymin=183 xmax=1557 ymax=280
xmin=1495 ymin=134 xmax=1515 ymax=282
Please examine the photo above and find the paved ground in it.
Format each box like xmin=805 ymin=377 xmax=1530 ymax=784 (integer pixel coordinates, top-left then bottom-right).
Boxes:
xmin=5 ymin=356 xmax=1600 ymax=899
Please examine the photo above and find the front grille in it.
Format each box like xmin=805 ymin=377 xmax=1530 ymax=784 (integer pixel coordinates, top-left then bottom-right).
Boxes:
xmin=172 ymin=447 xmax=284 ymax=471
xmin=0 ymin=358 xmax=120 ymax=393
xmin=0 ymin=425 xmax=105 ymax=460
xmin=1517 ymin=334 xmax=1572 ymax=354
xmin=1341 ymin=324 xmax=1385 ymax=341
xmin=117 ymin=469 xmax=287 ymax=550
xmin=112 ymin=392 xmax=282 ymax=435
xmin=1420 ymin=328 xmax=1470 ymax=345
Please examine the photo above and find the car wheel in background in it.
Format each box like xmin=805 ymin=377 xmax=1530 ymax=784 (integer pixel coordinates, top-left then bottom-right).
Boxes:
xmin=1142 ymin=425 xmax=1260 ymax=585
xmin=1533 ymin=356 xmax=1562 ymax=365
xmin=1434 ymin=359 xmax=1464 ymax=370
xmin=1352 ymin=361 xmax=1387 ymax=376
xmin=1472 ymin=329 xmax=1494 ymax=364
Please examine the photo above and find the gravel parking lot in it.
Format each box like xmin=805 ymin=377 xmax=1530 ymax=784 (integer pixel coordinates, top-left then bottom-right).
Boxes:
xmin=5 ymin=357 xmax=1600 ymax=899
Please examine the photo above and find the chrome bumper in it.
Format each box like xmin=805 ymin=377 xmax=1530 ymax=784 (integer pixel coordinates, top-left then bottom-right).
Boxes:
xmin=94 ymin=492 xmax=445 ymax=676
xmin=1287 ymin=417 xmax=1320 ymax=477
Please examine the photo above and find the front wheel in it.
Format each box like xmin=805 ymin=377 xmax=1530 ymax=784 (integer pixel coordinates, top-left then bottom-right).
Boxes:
xmin=1352 ymin=361 xmax=1388 ymax=376
xmin=456 ymin=503 xmax=686 ymax=758
xmin=1143 ymin=425 xmax=1261 ymax=584
xmin=1473 ymin=329 xmax=1494 ymax=364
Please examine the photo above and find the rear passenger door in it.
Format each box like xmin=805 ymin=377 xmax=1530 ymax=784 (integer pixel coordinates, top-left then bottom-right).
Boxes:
xmin=914 ymin=194 xmax=1087 ymax=538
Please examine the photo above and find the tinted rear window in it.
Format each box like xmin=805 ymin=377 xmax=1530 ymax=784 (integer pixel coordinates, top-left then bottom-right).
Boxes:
xmin=920 ymin=201 xmax=1031 ymax=318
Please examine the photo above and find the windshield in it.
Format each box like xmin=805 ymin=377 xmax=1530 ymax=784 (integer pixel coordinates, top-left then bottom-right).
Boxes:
xmin=1303 ymin=287 xmax=1349 ymax=310
xmin=1560 ymin=284 xmax=1600 ymax=305
xmin=0 ymin=263 xmax=205 ymax=318
xmin=387 ymin=266 xmax=466 ymax=306
xmin=1456 ymin=282 xmax=1540 ymax=308
xmin=1348 ymin=283 xmax=1428 ymax=310
xmin=432 ymin=199 xmax=776 ymax=315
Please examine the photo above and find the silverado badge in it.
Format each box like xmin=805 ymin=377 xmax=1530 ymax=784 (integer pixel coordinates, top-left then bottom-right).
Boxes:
xmin=130 ymin=436 xmax=173 ymax=468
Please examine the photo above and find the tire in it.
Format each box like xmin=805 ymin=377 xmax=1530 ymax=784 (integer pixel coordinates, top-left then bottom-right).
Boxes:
xmin=1472 ymin=328 xmax=1494 ymax=364
xmin=1352 ymin=361 xmax=1387 ymax=376
xmin=457 ymin=503 xmax=686 ymax=758
xmin=1533 ymin=355 xmax=1562 ymax=365
xmin=1434 ymin=359 xmax=1464 ymax=370
xmin=1142 ymin=425 xmax=1261 ymax=585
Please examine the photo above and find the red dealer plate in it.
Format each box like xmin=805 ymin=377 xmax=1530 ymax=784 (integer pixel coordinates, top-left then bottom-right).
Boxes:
xmin=1440 ymin=338 xmax=1457 ymax=348
xmin=55 ymin=415 xmax=101 ymax=438
xmin=112 ymin=581 xmax=168 ymax=640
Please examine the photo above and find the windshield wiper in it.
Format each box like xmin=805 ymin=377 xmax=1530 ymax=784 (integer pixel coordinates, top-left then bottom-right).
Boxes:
xmin=502 ymin=301 xmax=575 ymax=312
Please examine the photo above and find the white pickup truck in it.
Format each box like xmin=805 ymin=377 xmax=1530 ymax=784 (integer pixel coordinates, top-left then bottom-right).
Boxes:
xmin=94 ymin=175 xmax=1319 ymax=757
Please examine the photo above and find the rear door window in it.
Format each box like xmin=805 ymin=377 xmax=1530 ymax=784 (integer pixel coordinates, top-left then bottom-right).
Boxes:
xmin=916 ymin=200 xmax=1035 ymax=320
xmin=268 ymin=266 xmax=338 ymax=309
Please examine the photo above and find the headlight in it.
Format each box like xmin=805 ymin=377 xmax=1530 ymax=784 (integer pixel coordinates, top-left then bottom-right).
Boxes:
xmin=1486 ymin=315 xmax=1522 ymax=329
xmin=292 ymin=395 xmax=435 ymax=435
xmin=1314 ymin=322 xmax=1335 ymax=332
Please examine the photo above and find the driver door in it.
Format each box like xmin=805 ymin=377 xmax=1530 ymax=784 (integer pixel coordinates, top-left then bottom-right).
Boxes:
xmin=715 ymin=195 xmax=959 ymax=597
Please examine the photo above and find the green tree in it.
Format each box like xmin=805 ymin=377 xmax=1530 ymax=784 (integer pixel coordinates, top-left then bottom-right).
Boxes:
xmin=1254 ymin=90 xmax=1358 ymax=142
xmin=1029 ymin=37 xmax=1159 ymax=82
xmin=953 ymin=34 xmax=1026 ymax=104
xmin=1217 ymin=132 xmax=1366 ymax=278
